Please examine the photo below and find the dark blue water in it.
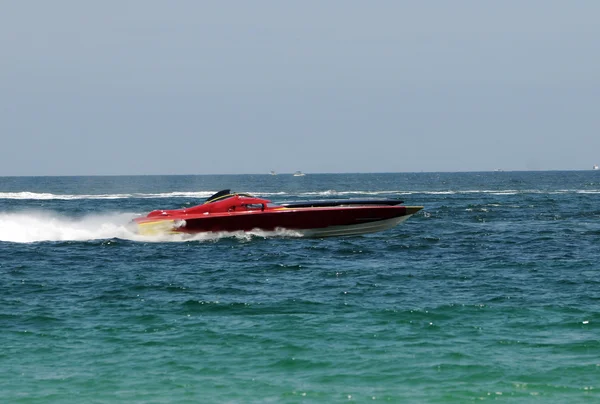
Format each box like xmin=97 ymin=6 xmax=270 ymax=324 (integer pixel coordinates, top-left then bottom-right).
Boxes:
xmin=1 ymin=172 xmax=599 ymax=402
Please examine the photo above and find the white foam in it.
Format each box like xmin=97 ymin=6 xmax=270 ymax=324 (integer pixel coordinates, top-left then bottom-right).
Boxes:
xmin=0 ymin=211 xmax=139 ymax=243
xmin=0 ymin=191 xmax=216 ymax=200
xmin=167 ymin=228 xmax=304 ymax=243
xmin=0 ymin=211 xmax=303 ymax=243
xmin=301 ymin=190 xmax=402 ymax=196
xmin=0 ymin=190 xmax=409 ymax=200
xmin=2 ymin=188 xmax=599 ymax=201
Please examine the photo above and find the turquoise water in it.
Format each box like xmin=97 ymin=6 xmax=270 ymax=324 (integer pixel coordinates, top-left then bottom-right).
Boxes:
xmin=1 ymin=172 xmax=599 ymax=402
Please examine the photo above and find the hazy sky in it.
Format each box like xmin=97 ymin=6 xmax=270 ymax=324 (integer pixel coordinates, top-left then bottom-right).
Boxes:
xmin=1 ymin=1 xmax=599 ymax=175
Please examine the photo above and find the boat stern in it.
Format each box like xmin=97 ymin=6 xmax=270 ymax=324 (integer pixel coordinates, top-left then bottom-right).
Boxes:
xmin=131 ymin=218 xmax=187 ymax=236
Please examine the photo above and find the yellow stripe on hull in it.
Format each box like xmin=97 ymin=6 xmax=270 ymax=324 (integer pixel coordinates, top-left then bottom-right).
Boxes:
xmin=136 ymin=220 xmax=180 ymax=236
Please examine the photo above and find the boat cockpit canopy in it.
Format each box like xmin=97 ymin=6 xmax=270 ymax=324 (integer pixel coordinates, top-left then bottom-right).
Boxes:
xmin=204 ymin=189 xmax=254 ymax=204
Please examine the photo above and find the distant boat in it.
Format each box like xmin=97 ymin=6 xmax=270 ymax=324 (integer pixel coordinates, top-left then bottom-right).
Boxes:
xmin=594 ymin=164 xmax=599 ymax=170
xmin=293 ymin=171 xmax=306 ymax=177
xmin=270 ymin=171 xmax=277 ymax=176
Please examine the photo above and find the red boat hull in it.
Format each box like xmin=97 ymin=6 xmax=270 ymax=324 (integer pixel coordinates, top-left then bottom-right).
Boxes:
xmin=132 ymin=191 xmax=422 ymax=237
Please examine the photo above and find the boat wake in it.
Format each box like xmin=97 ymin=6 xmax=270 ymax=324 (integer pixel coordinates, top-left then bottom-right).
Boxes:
xmin=0 ymin=211 xmax=303 ymax=243
xmin=0 ymin=211 xmax=139 ymax=243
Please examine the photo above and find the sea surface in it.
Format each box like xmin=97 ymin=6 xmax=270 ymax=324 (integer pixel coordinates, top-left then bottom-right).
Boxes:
xmin=1 ymin=171 xmax=599 ymax=403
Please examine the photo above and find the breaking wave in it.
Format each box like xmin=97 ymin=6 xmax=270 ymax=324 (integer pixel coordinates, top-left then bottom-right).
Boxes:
xmin=1 ymin=189 xmax=599 ymax=200
xmin=0 ymin=211 xmax=303 ymax=243
xmin=0 ymin=191 xmax=218 ymax=200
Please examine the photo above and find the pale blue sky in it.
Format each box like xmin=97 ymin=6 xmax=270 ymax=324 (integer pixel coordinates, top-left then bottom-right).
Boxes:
xmin=1 ymin=1 xmax=598 ymax=175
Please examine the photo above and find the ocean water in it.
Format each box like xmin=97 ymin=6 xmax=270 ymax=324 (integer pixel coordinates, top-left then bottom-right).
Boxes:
xmin=1 ymin=171 xmax=599 ymax=402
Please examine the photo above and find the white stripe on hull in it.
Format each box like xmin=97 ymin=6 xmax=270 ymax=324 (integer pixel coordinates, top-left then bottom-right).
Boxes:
xmin=296 ymin=215 xmax=414 ymax=237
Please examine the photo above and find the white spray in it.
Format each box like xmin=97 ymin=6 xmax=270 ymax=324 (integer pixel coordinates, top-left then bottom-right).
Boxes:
xmin=0 ymin=211 xmax=303 ymax=243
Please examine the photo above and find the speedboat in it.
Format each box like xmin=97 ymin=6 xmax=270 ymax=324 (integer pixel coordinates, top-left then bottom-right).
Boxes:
xmin=132 ymin=190 xmax=423 ymax=237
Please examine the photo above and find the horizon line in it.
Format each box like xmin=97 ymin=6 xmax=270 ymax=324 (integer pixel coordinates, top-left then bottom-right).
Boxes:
xmin=1 ymin=168 xmax=598 ymax=178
